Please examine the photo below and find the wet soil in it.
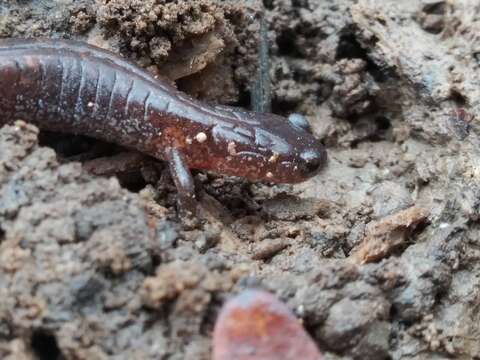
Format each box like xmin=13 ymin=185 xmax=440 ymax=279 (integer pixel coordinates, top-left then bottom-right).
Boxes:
xmin=1 ymin=0 xmax=480 ymax=359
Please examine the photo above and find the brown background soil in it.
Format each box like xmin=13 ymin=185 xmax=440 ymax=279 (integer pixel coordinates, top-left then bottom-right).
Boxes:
xmin=1 ymin=0 xmax=480 ymax=359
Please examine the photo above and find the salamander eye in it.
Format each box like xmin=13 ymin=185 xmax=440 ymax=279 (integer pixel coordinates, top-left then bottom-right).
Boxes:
xmin=288 ymin=113 xmax=312 ymax=133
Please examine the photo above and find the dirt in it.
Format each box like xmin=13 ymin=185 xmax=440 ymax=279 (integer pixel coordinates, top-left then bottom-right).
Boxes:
xmin=1 ymin=0 xmax=480 ymax=359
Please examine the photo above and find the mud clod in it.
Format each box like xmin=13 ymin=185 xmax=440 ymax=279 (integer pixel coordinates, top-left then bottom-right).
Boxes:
xmin=350 ymin=206 xmax=429 ymax=264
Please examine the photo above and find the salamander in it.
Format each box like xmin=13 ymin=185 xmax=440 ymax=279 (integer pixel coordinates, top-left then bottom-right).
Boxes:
xmin=0 ymin=39 xmax=327 ymax=213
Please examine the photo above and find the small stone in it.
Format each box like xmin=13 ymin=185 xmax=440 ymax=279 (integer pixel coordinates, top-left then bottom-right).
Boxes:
xmin=213 ymin=290 xmax=323 ymax=360
xmin=251 ymin=238 xmax=289 ymax=261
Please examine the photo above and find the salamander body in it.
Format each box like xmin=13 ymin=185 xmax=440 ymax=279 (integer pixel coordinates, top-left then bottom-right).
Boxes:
xmin=0 ymin=39 xmax=327 ymax=211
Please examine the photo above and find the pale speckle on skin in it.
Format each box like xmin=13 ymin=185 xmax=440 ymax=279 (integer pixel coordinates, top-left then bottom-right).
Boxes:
xmin=186 ymin=136 xmax=193 ymax=145
xmin=195 ymin=132 xmax=207 ymax=143
xmin=266 ymin=171 xmax=274 ymax=179
xmin=269 ymin=152 xmax=279 ymax=163
xmin=227 ymin=141 xmax=237 ymax=156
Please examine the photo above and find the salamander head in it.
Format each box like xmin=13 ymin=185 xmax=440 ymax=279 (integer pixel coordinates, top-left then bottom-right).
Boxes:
xmin=211 ymin=110 xmax=327 ymax=183
xmin=253 ymin=113 xmax=327 ymax=183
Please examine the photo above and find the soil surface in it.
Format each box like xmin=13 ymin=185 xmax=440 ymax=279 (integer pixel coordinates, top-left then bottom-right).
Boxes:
xmin=1 ymin=0 xmax=480 ymax=359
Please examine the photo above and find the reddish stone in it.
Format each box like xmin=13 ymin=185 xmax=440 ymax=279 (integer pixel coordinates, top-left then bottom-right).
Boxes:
xmin=213 ymin=290 xmax=323 ymax=360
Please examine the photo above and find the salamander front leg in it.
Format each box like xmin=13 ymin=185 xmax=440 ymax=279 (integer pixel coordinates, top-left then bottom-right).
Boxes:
xmin=165 ymin=147 xmax=197 ymax=216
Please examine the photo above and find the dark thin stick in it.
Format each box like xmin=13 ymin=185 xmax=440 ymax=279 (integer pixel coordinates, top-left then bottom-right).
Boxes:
xmin=251 ymin=12 xmax=272 ymax=113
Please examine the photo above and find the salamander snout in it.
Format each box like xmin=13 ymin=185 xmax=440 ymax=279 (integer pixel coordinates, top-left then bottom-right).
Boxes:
xmin=300 ymin=149 xmax=323 ymax=175
xmin=296 ymin=144 xmax=327 ymax=179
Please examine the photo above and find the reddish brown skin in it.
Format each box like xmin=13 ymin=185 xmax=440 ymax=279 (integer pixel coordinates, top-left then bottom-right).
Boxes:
xmin=213 ymin=290 xmax=323 ymax=360
xmin=0 ymin=39 xmax=327 ymax=210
